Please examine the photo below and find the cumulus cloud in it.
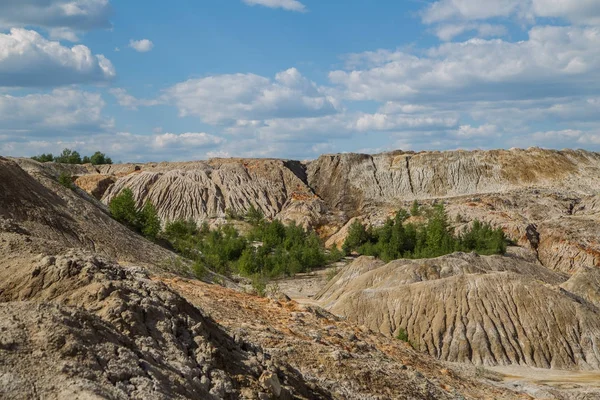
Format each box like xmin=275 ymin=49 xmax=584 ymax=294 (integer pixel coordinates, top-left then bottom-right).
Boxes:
xmin=0 ymin=0 xmax=112 ymax=40
xmin=0 ymin=28 xmax=115 ymax=87
xmin=109 ymin=88 xmax=161 ymax=109
xmin=153 ymin=132 xmax=223 ymax=149
xmin=422 ymin=0 xmax=600 ymax=26
xmin=165 ymin=68 xmax=338 ymax=124
xmin=434 ymin=23 xmax=507 ymax=41
xmin=129 ymin=39 xmax=154 ymax=52
xmin=242 ymin=0 xmax=306 ymax=12
xmin=0 ymin=89 xmax=112 ymax=134
xmin=455 ymin=124 xmax=498 ymax=138
xmin=354 ymin=113 xmax=458 ymax=132
xmin=330 ymin=26 xmax=600 ymax=102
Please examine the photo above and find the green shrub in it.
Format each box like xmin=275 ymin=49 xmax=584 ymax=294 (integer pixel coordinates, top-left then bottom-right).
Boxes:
xmin=245 ymin=204 xmax=265 ymax=226
xmin=109 ymin=189 xmax=162 ymax=240
xmin=192 ymin=260 xmax=207 ymax=280
xmin=396 ymin=328 xmax=409 ymax=342
xmin=58 ymin=172 xmax=74 ymax=189
xmin=342 ymin=220 xmax=372 ymax=254
xmin=251 ymin=274 xmax=267 ymax=297
xmin=410 ymin=200 xmax=420 ymax=216
xmin=327 ymin=246 xmax=345 ymax=263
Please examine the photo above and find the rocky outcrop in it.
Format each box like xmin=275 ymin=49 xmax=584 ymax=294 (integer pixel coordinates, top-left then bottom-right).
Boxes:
xmin=0 ymin=157 xmax=172 ymax=269
xmin=74 ymin=174 xmax=116 ymax=199
xmin=101 ymin=158 xmax=340 ymax=230
xmin=307 ymin=149 xmax=600 ymax=214
xmin=0 ymin=251 xmax=329 ymax=399
xmin=316 ymin=253 xmax=600 ymax=370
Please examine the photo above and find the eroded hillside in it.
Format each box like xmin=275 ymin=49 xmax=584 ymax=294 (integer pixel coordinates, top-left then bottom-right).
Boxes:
xmin=0 ymin=154 xmax=542 ymax=399
xmin=316 ymin=253 xmax=600 ymax=370
xmin=4 ymin=149 xmax=600 ymax=399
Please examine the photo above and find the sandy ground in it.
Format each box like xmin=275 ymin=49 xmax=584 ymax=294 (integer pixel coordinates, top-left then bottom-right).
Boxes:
xmin=272 ymin=261 xmax=346 ymax=303
xmin=491 ymin=365 xmax=600 ymax=389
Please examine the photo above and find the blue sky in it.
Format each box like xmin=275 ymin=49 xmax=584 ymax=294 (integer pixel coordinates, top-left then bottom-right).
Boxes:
xmin=1 ymin=0 xmax=600 ymax=162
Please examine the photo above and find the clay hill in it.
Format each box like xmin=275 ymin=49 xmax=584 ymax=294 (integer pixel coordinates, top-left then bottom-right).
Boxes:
xmin=2 ymin=148 xmax=600 ymax=399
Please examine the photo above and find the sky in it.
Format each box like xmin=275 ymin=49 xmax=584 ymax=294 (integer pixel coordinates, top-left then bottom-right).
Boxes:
xmin=1 ymin=0 xmax=600 ymax=162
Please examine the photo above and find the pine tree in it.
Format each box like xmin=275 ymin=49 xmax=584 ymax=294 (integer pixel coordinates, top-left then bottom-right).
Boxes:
xmin=109 ymin=189 xmax=139 ymax=229
xmin=140 ymin=202 xmax=161 ymax=239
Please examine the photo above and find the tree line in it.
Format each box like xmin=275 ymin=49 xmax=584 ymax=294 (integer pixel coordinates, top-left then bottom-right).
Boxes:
xmin=108 ymin=191 xmax=507 ymax=290
xmin=32 ymin=148 xmax=112 ymax=165
xmin=342 ymin=202 xmax=506 ymax=261
xmin=108 ymin=191 xmax=340 ymax=282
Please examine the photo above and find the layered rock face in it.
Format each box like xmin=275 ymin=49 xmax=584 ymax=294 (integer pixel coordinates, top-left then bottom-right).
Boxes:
xmin=316 ymin=253 xmax=600 ymax=370
xmin=101 ymin=159 xmax=338 ymax=230
xmin=307 ymin=148 xmax=600 ymax=214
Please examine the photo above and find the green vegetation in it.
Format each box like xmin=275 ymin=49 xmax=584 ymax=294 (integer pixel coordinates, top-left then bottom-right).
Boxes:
xmin=342 ymin=204 xmax=506 ymax=261
xmin=410 ymin=200 xmax=420 ymax=216
xmin=31 ymin=153 xmax=54 ymax=163
xmin=396 ymin=328 xmax=409 ymax=343
xmin=108 ymin=188 xmax=161 ymax=241
xmin=31 ymin=148 xmax=112 ymax=165
xmin=162 ymin=208 xmax=329 ymax=280
xmin=58 ymin=172 xmax=74 ymax=190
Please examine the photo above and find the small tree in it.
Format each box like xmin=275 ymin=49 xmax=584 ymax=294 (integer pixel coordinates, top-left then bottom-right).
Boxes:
xmin=140 ymin=202 xmax=161 ymax=239
xmin=342 ymin=220 xmax=371 ymax=254
xmin=54 ymin=148 xmax=82 ymax=164
xmin=410 ymin=200 xmax=420 ymax=216
xmin=58 ymin=172 xmax=74 ymax=189
xmin=90 ymin=151 xmax=112 ymax=165
xmin=245 ymin=204 xmax=264 ymax=226
xmin=109 ymin=188 xmax=139 ymax=229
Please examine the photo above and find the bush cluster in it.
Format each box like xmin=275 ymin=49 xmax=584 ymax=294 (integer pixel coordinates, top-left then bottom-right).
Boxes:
xmin=32 ymin=148 xmax=112 ymax=165
xmin=108 ymin=189 xmax=161 ymax=240
xmin=343 ymin=204 xmax=506 ymax=261
xmin=161 ymin=207 xmax=332 ymax=280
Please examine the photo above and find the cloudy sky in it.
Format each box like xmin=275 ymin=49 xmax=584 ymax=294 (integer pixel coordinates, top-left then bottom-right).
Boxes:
xmin=1 ymin=0 xmax=600 ymax=161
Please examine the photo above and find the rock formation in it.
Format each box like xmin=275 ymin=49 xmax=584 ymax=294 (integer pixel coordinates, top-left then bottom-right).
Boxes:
xmin=316 ymin=253 xmax=600 ymax=370
xmin=0 ymin=152 xmax=536 ymax=399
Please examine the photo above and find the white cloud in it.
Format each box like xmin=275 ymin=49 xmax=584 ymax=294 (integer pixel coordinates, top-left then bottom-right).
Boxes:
xmin=0 ymin=131 xmax=226 ymax=162
xmin=129 ymin=39 xmax=154 ymax=53
xmin=165 ymin=68 xmax=338 ymax=124
xmin=434 ymin=23 xmax=508 ymax=41
xmin=0 ymin=0 xmax=112 ymax=35
xmin=0 ymin=89 xmax=112 ymax=134
xmin=109 ymin=88 xmax=161 ymax=110
xmin=153 ymin=132 xmax=223 ymax=149
xmin=242 ymin=0 xmax=306 ymax=12
xmin=330 ymin=26 xmax=600 ymax=102
xmin=47 ymin=27 xmax=80 ymax=42
xmin=455 ymin=124 xmax=498 ymax=138
xmin=532 ymin=0 xmax=600 ymax=25
xmin=422 ymin=0 xmax=600 ymax=26
xmin=354 ymin=113 xmax=458 ymax=132
xmin=0 ymin=28 xmax=115 ymax=87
